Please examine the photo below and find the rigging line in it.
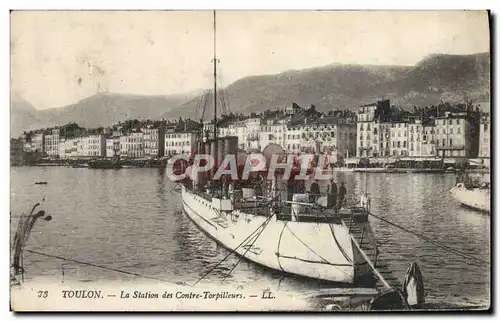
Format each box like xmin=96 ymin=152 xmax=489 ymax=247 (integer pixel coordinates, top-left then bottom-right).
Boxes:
xmin=275 ymin=221 xmax=288 ymax=272
xmin=192 ymin=194 xmax=281 ymax=286
xmin=25 ymin=249 xmax=189 ymax=287
xmin=222 ymin=213 xmax=274 ymax=282
xmin=338 ymin=218 xmax=392 ymax=290
xmin=368 ymin=212 xmax=489 ymax=266
xmin=192 ymin=213 xmax=273 ymax=286
xmin=321 ymin=210 xmax=354 ymax=265
xmin=199 ymin=90 xmax=209 ymax=124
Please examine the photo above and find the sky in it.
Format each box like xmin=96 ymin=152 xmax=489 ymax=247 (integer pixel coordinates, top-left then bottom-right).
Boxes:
xmin=10 ymin=10 xmax=490 ymax=109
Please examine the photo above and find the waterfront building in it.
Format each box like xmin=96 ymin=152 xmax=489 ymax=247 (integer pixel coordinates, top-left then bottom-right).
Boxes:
xmin=421 ymin=124 xmax=437 ymax=157
xmin=336 ymin=120 xmax=357 ymax=159
xmin=106 ymin=139 xmax=115 ymax=158
xmin=356 ymin=99 xmax=391 ymax=157
xmin=164 ymin=132 xmax=199 ymax=156
xmin=202 ymin=122 xmax=215 ymax=140
xmin=219 ymin=117 xmax=262 ymax=151
xmin=377 ymin=122 xmax=392 ymax=157
xmin=434 ymin=110 xmax=480 ymax=158
xmin=235 ymin=123 xmax=248 ymax=150
xmin=479 ymin=113 xmax=490 ymax=158
xmin=285 ymin=126 xmax=303 ymax=154
xmin=244 ymin=118 xmax=261 ymax=150
xmin=68 ymin=138 xmax=80 ymax=158
xmin=407 ymin=118 xmax=423 ymax=157
xmin=300 ymin=117 xmax=338 ymax=154
xmin=120 ymin=132 xmax=144 ymax=158
xmin=142 ymin=126 xmax=166 ymax=158
xmin=390 ymin=122 xmax=409 ymax=157
xmin=10 ymin=138 xmax=24 ymax=166
xmin=259 ymin=119 xmax=286 ymax=152
xmin=58 ymin=139 xmax=66 ymax=159
xmin=44 ymin=129 xmax=61 ymax=157
xmin=78 ymin=135 xmax=106 ymax=157
xmin=31 ymin=133 xmax=45 ymax=153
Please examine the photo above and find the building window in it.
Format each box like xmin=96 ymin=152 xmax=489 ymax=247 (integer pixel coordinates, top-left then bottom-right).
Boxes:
xmin=456 ymin=119 xmax=460 ymax=125
xmin=403 ymin=141 xmax=406 ymax=148
xmin=450 ymin=139 xmax=452 ymax=146
xmin=442 ymin=139 xmax=445 ymax=146
xmin=484 ymin=123 xmax=488 ymax=131
xmin=449 ymin=119 xmax=452 ymax=125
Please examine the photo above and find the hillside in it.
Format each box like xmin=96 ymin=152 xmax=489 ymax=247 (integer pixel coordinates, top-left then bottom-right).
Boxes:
xmin=164 ymin=52 xmax=490 ymax=118
xmin=10 ymin=92 xmax=195 ymax=137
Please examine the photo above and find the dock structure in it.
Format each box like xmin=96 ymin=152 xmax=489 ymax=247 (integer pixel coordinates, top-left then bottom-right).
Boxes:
xmin=338 ymin=210 xmax=402 ymax=291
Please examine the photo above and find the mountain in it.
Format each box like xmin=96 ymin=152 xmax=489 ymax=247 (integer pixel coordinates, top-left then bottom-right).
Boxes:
xmin=163 ymin=52 xmax=490 ymax=118
xmin=11 ymin=52 xmax=490 ymax=137
xmin=10 ymin=93 xmax=51 ymax=138
xmin=10 ymin=92 xmax=196 ymax=137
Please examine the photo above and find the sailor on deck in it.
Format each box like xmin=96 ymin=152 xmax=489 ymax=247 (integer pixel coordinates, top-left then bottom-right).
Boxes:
xmin=327 ymin=179 xmax=337 ymax=209
xmin=309 ymin=180 xmax=320 ymax=204
xmin=339 ymin=182 xmax=347 ymax=209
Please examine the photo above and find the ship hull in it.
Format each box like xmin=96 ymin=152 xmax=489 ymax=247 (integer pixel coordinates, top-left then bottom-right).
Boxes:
xmin=181 ymin=186 xmax=374 ymax=284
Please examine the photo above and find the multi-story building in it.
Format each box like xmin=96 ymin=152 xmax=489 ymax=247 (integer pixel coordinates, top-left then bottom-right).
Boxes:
xmin=479 ymin=113 xmax=490 ymax=158
xmin=10 ymin=138 xmax=24 ymax=166
xmin=259 ymin=119 xmax=286 ymax=152
xmin=31 ymin=133 xmax=45 ymax=153
xmin=377 ymin=123 xmax=391 ymax=157
xmin=106 ymin=139 xmax=115 ymax=158
xmin=120 ymin=132 xmax=144 ymax=158
xmin=390 ymin=122 xmax=408 ymax=157
xmin=285 ymin=126 xmax=303 ymax=154
xmin=434 ymin=111 xmax=480 ymax=158
xmin=78 ymin=135 xmax=106 ymax=157
xmin=356 ymin=99 xmax=391 ymax=157
xmin=408 ymin=118 xmax=423 ymax=157
xmin=165 ymin=132 xmax=199 ymax=156
xmin=142 ymin=126 xmax=166 ymax=158
xmin=58 ymin=138 xmax=66 ymax=158
xmin=421 ymin=124 xmax=437 ymax=157
xmin=245 ymin=118 xmax=261 ymax=150
xmin=44 ymin=129 xmax=60 ymax=157
xmin=336 ymin=120 xmax=357 ymax=159
xmin=300 ymin=117 xmax=338 ymax=154
xmin=202 ymin=122 xmax=215 ymax=140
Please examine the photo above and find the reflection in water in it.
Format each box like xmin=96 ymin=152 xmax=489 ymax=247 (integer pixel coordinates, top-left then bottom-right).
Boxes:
xmin=10 ymin=167 xmax=490 ymax=306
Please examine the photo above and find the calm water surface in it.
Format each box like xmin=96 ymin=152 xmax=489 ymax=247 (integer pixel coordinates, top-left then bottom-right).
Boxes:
xmin=10 ymin=167 xmax=490 ymax=307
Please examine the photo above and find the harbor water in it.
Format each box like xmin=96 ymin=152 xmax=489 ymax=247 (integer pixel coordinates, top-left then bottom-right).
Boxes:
xmin=10 ymin=167 xmax=490 ymax=308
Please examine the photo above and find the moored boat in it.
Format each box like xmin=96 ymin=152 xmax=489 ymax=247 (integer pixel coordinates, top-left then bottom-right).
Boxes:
xmin=181 ymin=181 xmax=378 ymax=284
xmin=88 ymin=159 xmax=122 ymax=169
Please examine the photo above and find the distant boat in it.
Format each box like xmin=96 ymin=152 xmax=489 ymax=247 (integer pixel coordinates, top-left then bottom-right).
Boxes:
xmin=450 ymin=182 xmax=490 ymax=213
xmin=34 ymin=181 xmax=47 ymax=185
xmin=88 ymin=159 xmax=122 ymax=169
xmin=71 ymin=163 xmax=89 ymax=168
